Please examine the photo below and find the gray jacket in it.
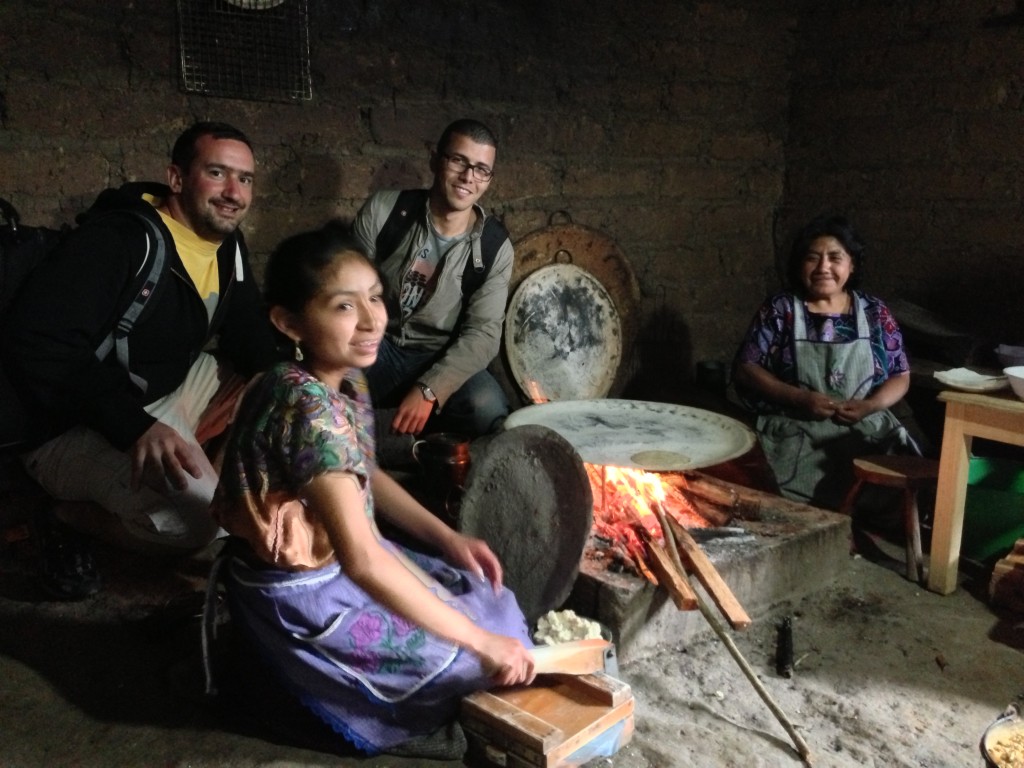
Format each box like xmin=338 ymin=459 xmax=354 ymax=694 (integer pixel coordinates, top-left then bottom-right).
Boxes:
xmin=353 ymin=189 xmax=513 ymax=405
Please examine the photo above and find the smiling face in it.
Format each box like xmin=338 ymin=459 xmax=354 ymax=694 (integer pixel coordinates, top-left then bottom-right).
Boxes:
xmin=430 ymin=132 xmax=495 ymax=218
xmin=166 ymin=134 xmax=255 ymax=241
xmin=274 ymin=253 xmax=386 ymax=388
xmin=800 ymin=235 xmax=855 ymax=302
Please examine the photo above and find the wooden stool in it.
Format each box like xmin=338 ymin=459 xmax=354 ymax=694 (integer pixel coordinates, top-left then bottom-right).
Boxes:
xmin=839 ymin=455 xmax=940 ymax=583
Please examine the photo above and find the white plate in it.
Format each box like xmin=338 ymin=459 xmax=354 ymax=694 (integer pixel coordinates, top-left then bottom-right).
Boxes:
xmin=504 ymin=399 xmax=756 ymax=471
xmin=933 ymin=367 xmax=1009 ymax=392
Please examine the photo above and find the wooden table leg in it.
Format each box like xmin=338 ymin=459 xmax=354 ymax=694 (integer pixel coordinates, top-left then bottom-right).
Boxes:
xmin=927 ymin=403 xmax=973 ymax=595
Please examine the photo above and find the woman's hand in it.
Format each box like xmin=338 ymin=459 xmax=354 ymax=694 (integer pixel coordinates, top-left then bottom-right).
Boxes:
xmin=441 ymin=531 xmax=504 ymax=594
xmin=736 ymin=362 xmax=836 ymax=421
xmin=833 ymin=398 xmax=877 ymax=425
xmin=475 ymin=631 xmax=536 ymax=687
xmin=833 ymin=374 xmax=910 ymax=425
xmin=800 ymin=390 xmax=838 ymax=420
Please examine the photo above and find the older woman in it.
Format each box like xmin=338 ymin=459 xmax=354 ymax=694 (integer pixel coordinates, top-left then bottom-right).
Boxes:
xmin=732 ymin=214 xmax=917 ymax=509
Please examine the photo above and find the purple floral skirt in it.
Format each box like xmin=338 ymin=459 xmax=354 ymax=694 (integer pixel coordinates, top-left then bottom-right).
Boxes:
xmin=222 ymin=541 xmax=533 ymax=753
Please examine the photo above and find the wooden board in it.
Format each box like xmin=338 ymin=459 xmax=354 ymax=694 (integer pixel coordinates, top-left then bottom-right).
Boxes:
xmin=529 ymin=639 xmax=612 ymax=675
xmin=462 ymin=672 xmax=634 ymax=768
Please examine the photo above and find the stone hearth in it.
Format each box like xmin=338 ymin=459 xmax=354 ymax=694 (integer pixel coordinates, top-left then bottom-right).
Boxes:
xmin=565 ymin=483 xmax=852 ymax=665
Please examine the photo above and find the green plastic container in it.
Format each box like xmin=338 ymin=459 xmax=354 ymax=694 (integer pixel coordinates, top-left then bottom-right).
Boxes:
xmin=960 ymin=457 xmax=1024 ymax=563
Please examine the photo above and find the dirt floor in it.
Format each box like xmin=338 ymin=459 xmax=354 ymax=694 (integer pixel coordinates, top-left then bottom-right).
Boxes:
xmin=1 ymin=503 xmax=1021 ymax=768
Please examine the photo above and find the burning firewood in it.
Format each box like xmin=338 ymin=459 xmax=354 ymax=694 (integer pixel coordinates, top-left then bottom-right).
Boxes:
xmin=586 ymin=463 xmax=718 ymax=580
xmin=636 ymin=525 xmax=697 ymax=610
xmin=662 ymin=474 xmax=737 ymax=527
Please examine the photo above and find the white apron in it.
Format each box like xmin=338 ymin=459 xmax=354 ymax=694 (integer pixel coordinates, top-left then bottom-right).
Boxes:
xmin=755 ymin=293 xmax=914 ymax=509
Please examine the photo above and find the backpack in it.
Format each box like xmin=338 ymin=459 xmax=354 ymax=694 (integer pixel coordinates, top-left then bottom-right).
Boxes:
xmin=0 ymin=197 xmax=168 ymax=449
xmin=374 ymin=189 xmax=509 ymax=298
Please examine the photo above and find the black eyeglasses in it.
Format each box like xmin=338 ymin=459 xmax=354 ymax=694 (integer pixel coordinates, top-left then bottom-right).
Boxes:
xmin=442 ymin=153 xmax=494 ymax=182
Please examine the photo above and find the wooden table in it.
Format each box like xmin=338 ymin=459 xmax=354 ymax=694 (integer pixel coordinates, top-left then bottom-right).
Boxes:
xmin=928 ymin=389 xmax=1024 ymax=594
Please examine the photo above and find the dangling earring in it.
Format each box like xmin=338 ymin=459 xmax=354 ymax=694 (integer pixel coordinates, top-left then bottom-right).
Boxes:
xmin=294 ymin=342 xmax=304 ymax=362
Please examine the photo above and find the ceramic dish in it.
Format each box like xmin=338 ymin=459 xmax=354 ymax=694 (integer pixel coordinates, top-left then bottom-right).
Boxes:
xmin=504 ymin=399 xmax=756 ymax=471
xmin=933 ymin=367 xmax=1009 ymax=393
xmin=981 ymin=704 xmax=1024 ymax=768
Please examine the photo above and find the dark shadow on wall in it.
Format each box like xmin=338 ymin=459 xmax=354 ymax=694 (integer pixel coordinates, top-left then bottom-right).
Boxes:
xmin=928 ymin=257 xmax=1024 ymax=346
xmin=621 ymin=306 xmax=693 ymax=405
xmin=257 ymin=152 xmax=426 ymax=254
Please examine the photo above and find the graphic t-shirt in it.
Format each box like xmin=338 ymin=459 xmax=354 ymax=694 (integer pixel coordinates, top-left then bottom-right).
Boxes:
xmin=398 ymin=224 xmax=464 ymax=320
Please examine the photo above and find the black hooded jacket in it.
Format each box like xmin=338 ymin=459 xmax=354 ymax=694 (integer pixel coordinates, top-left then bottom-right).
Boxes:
xmin=2 ymin=182 xmax=279 ymax=451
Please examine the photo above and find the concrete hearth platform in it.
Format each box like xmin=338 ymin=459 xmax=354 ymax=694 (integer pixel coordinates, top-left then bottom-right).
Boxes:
xmin=565 ymin=480 xmax=853 ymax=664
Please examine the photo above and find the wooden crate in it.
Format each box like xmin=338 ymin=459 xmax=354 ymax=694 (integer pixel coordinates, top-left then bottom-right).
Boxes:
xmin=461 ymin=672 xmax=634 ymax=768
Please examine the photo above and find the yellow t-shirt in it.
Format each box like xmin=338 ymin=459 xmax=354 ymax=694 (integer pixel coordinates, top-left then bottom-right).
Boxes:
xmin=145 ymin=197 xmax=221 ymax=323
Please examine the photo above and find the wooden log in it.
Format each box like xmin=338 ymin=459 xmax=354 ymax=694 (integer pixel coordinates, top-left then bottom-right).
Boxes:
xmin=666 ymin=473 xmax=739 ymax=509
xmin=637 ymin=527 xmax=697 ymax=610
xmin=677 ymin=489 xmax=735 ymax=527
xmin=666 ymin=516 xmax=752 ymax=630
xmin=673 ymin=471 xmax=764 ymax=520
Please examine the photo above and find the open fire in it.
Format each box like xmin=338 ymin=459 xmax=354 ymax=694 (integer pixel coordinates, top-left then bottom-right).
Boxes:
xmin=584 ymin=464 xmax=718 ymax=581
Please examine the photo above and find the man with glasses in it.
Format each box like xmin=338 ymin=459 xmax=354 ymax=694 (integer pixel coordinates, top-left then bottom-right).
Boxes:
xmin=354 ymin=119 xmax=513 ymax=442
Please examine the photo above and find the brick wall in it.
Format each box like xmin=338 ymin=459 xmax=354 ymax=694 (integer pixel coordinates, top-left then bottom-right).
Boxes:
xmin=47 ymin=1 xmax=1024 ymax=408
xmin=782 ymin=0 xmax=1024 ymax=353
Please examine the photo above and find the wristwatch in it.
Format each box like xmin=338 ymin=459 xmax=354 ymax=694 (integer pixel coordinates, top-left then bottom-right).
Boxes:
xmin=417 ymin=382 xmax=437 ymax=403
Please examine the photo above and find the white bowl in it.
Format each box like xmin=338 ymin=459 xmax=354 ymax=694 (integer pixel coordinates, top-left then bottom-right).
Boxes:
xmin=1005 ymin=366 xmax=1024 ymax=401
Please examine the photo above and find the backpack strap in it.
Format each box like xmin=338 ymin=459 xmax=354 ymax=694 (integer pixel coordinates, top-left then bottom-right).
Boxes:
xmin=374 ymin=189 xmax=427 ymax=267
xmin=374 ymin=189 xmax=508 ymax=300
xmin=92 ymin=212 xmax=167 ymax=393
xmin=464 ymin=217 xmax=508 ymax=296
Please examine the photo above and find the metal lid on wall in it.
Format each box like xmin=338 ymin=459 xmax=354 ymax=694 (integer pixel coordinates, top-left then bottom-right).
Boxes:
xmin=500 ymin=213 xmax=641 ymax=405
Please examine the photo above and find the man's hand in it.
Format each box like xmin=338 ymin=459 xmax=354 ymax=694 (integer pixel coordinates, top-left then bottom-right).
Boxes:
xmin=390 ymin=387 xmax=435 ymax=435
xmin=130 ymin=421 xmax=206 ymax=492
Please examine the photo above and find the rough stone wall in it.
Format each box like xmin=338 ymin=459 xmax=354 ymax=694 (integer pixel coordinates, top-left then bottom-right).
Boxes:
xmin=0 ymin=0 xmax=796 ymax=402
xmin=782 ymin=0 xmax=1024 ymax=351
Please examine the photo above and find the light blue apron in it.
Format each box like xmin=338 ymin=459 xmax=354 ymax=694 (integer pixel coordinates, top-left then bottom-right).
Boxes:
xmin=756 ymin=293 xmax=914 ymax=509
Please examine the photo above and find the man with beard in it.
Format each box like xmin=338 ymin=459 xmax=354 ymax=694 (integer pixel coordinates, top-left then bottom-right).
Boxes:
xmin=2 ymin=121 xmax=280 ymax=599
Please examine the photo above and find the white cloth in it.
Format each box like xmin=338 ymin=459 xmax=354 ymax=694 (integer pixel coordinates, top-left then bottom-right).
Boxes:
xmin=24 ymin=352 xmax=223 ymax=550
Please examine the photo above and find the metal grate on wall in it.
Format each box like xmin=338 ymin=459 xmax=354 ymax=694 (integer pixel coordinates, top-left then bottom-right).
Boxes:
xmin=177 ymin=0 xmax=312 ymax=103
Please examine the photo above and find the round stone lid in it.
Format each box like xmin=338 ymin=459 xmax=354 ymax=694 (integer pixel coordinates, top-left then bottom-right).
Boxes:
xmin=459 ymin=424 xmax=593 ymax=625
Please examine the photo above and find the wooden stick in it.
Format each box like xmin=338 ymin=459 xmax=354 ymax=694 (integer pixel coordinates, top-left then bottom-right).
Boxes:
xmin=666 ymin=517 xmax=751 ymax=630
xmin=652 ymin=502 xmax=686 ymax=572
xmin=693 ymin=587 xmax=813 ymax=765
xmin=655 ymin=514 xmax=811 ymax=764
xmin=638 ymin=526 xmax=697 ymax=610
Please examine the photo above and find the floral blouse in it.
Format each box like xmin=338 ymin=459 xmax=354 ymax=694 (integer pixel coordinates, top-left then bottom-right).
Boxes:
xmin=734 ymin=291 xmax=909 ymax=413
xmin=212 ymin=362 xmax=377 ymax=570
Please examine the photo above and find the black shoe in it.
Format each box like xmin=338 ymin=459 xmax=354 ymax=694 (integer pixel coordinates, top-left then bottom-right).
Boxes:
xmin=385 ymin=721 xmax=467 ymax=761
xmin=29 ymin=504 xmax=102 ymax=600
